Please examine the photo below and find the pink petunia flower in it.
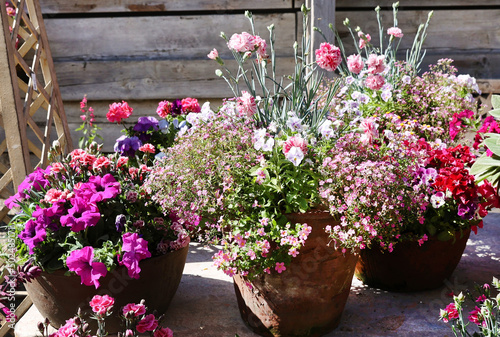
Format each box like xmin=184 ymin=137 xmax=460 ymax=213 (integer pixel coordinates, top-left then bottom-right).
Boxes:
xmin=315 ymin=42 xmax=341 ymax=72
xmin=347 ymin=54 xmax=364 ymax=74
xmin=66 ymin=246 xmax=108 ymax=289
xmin=89 ymin=294 xmax=114 ymax=315
xmin=120 ymin=232 xmax=152 ymax=279
xmin=107 ymin=101 xmax=133 ymax=123
xmin=387 ymin=27 xmax=404 ymax=38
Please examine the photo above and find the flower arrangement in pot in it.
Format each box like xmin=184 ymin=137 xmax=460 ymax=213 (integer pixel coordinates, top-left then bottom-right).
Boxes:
xmin=320 ymin=3 xmax=500 ymax=291
xmin=3 ymin=98 xmax=199 ymax=332
xmin=141 ymin=5 xmax=443 ymax=336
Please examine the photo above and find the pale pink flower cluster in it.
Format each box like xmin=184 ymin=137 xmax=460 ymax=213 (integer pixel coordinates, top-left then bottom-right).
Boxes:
xmin=227 ymin=32 xmax=267 ymax=59
xmin=347 ymin=54 xmax=364 ymax=74
xmin=387 ymin=27 xmax=404 ymax=38
xmin=315 ymin=42 xmax=342 ymax=72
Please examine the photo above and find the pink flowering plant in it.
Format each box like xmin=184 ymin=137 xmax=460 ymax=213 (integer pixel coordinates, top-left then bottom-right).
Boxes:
xmin=5 ymin=142 xmax=194 ymax=289
xmin=322 ymin=3 xmax=481 ymax=143
xmin=38 ymin=295 xmax=174 ymax=337
xmin=439 ymin=277 xmax=500 ymax=337
xmin=106 ymin=97 xmax=203 ymax=166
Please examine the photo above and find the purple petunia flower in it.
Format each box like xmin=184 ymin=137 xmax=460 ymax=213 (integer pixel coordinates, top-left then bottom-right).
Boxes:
xmin=114 ymin=135 xmax=142 ymax=157
xmin=66 ymin=246 xmax=108 ymax=289
xmin=5 ymin=166 xmax=53 ymax=208
xmin=18 ymin=219 xmax=46 ymax=254
xmin=133 ymin=116 xmax=159 ymax=133
xmin=60 ymin=197 xmax=101 ymax=232
xmin=87 ymin=174 xmax=121 ymax=203
xmin=119 ymin=232 xmax=151 ymax=279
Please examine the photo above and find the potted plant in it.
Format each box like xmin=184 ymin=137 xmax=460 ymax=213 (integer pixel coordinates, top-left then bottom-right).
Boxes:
xmin=322 ymin=4 xmax=499 ymax=291
xmin=3 ymin=98 xmax=199 ymax=332
xmin=142 ymin=5 xmax=440 ymax=336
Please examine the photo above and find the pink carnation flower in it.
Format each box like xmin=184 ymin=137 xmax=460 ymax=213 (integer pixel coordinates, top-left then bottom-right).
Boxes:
xmin=238 ymin=91 xmax=257 ymax=117
xmin=359 ymin=118 xmax=379 ymax=145
xmin=153 ymin=327 xmax=174 ymax=337
xmin=44 ymin=188 xmax=68 ymax=204
xmin=136 ymin=314 xmax=158 ymax=333
xmin=207 ymin=48 xmax=219 ymax=60
xmin=282 ymin=135 xmax=308 ymax=155
xmin=107 ymin=101 xmax=133 ymax=123
xmin=122 ymin=303 xmax=146 ymax=317
xmin=358 ymin=31 xmax=371 ymax=49
xmin=442 ymin=303 xmax=459 ymax=323
xmin=227 ymin=32 xmax=255 ymax=53
xmin=347 ymin=54 xmax=364 ymax=74
xmin=92 ymin=156 xmax=111 ymax=171
xmin=367 ymin=54 xmax=385 ymax=74
xmin=66 ymin=246 xmax=108 ymax=289
xmin=387 ymin=27 xmax=404 ymax=38
xmin=156 ymin=100 xmax=171 ymax=118
xmin=89 ymin=294 xmax=114 ymax=315
xmin=139 ymin=143 xmax=155 ymax=154
xmin=181 ymin=97 xmax=201 ymax=113
xmin=54 ymin=318 xmax=79 ymax=337
xmin=365 ymin=74 xmax=385 ymax=90
xmin=315 ymin=42 xmax=341 ymax=72
xmin=253 ymin=35 xmax=268 ymax=59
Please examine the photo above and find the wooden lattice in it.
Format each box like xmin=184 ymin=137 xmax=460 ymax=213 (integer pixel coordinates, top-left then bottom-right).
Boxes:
xmin=0 ymin=0 xmax=72 ymax=226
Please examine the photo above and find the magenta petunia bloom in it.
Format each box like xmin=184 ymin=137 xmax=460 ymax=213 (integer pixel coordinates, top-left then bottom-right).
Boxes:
xmin=120 ymin=232 xmax=151 ymax=279
xmin=5 ymin=166 xmax=52 ymax=208
xmin=60 ymin=197 xmax=100 ymax=232
xmin=18 ymin=219 xmax=46 ymax=254
xmin=32 ymin=203 xmax=65 ymax=231
xmin=66 ymin=246 xmax=108 ymax=289
xmin=88 ymin=174 xmax=121 ymax=203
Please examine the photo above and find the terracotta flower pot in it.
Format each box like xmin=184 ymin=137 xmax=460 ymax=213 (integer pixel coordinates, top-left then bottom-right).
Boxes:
xmin=25 ymin=243 xmax=189 ymax=332
xmin=355 ymin=229 xmax=471 ymax=292
xmin=233 ymin=210 xmax=358 ymax=337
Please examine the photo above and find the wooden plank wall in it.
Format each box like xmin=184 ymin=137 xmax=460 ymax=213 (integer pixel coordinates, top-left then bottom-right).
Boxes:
xmin=37 ymin=0 xmax=500 ymax=150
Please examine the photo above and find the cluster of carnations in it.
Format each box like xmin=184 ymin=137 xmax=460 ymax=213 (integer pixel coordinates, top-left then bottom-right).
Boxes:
xmin=440 ymin=278 xmax=500 ymax=337
xmin=6 ymin=143 xmax=194 ymax=289
xmin=110 ymin=97 xmax=202 ymax=162
xmin=39 ymin=295 xmax=173 ymax=337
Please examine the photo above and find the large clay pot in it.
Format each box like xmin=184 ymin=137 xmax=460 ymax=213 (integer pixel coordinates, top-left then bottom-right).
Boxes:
xmin=25 ymin=244 xmax=189 ymax=332
xmin=355 ymin=229 xmax=471 ymax=292
xmin=233 ymin=210 xmax=358 ymax=337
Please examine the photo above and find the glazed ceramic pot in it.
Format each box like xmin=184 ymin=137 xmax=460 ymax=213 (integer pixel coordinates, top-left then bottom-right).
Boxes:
xmin=25 ymin=243 xmax=189 ymax=332
xmin=355 ymin=229 xmax=471 ymax=292
xmin=233 ymin=210 xmax=358 ymax=337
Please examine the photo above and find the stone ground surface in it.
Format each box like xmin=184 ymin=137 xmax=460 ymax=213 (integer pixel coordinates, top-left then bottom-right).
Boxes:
xmin=14 ymin=211 xmax=500 ymax=337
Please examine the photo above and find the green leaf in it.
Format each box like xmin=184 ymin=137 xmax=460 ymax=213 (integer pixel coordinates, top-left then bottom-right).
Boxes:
xmin=491 ymin=94 xmax=500 ymax=109
xmin=297 ymin=196 xmax=308 ymax=212
xmin=437 ymin=231 xmax=454 ymax=241
xmin=484 ymin=138 xmax=500 ymax=156
xmin=489 ymin=109 xmax=500 ymax=119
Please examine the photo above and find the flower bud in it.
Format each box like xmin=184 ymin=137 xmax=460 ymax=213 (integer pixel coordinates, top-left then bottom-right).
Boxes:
xmin=393 ymin=2 xmax=400 ymax=9
xmin=245 ymin=11 xmax=252 ymax=19
xmin=343 ymin=18 xmax=350 ymax=26
xmin=454 ymin=292 xmax=465 ymax=304
xmin=37 ymin=322 xmax=45 ymax=333
xmin=220 ymin=31 xmax=226 ymax=40
xmin=215 ymin=69 xmax=223 ymax=77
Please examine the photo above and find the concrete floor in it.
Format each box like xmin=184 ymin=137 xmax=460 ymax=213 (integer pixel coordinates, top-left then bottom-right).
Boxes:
xmin=15 ymin=211 xmax=500 ymax=337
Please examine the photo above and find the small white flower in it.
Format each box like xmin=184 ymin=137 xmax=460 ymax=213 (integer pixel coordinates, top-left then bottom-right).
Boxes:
xmin=402 ymin=75 xmax=411 ymax=84
xmin=430 ymin=192 xmax=445 ymax=209
xmin=261 ymin=138 xmax=275 ymax=152
xmin=351 ymin=91 xmax=361 ymax=100
xmin=358 ymin=94 xmax=370 ymax=104
xmin=318 ymin=120 xmax=334 ymax=139
xmin=381 ymin=90 xmax=392 ymax=102
xmin=268 ymin=121 xmax=278 ymax=133
xmin=346 ymin=76 xmax=355 ymax=85
xmin=286 ymin=116 xmax=303 ymax=132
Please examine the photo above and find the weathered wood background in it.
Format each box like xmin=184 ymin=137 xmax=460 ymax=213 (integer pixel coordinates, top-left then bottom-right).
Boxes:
xmin=37 ymin=0 xmax=500 ymax=150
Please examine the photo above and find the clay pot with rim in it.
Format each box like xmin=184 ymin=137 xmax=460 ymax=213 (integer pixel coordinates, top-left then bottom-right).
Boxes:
xmin=355 ymin=229 xmax=471 ymax=292
xmin=25 ymin=243 xmax=189 ymax=332
xmin=233 ymin=209 xmax=358 ymax=337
